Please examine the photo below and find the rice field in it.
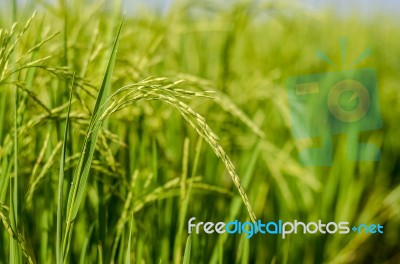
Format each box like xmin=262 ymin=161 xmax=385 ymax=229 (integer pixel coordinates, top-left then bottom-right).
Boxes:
xmin=0 ymin=0 xmax=399 ymax=263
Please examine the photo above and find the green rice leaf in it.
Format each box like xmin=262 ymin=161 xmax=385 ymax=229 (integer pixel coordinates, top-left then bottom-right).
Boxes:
xmin=182 ymin=235 xmax=192 ymax=264
xmin=63 ymin=18 xmax=124 ymax=259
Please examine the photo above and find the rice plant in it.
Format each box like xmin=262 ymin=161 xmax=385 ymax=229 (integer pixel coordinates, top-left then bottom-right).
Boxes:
xmin=0 ymin=0 xmax=399 ymax=263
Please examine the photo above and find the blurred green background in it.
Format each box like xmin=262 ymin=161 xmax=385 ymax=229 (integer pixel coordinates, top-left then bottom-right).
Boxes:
xmin=0 ymin=0 xmax=399 ymax=263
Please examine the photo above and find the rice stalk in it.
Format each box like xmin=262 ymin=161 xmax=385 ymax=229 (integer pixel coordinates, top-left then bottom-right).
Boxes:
xmin=102 ymin=80 xmax=257 ymax=222
xmin=63 ymin=18 xmax=124 ymax=262
xmin=56 ymin=74 xmax=74 ymax=264
xmin=0 ymin=202 xmax=34 ymax=264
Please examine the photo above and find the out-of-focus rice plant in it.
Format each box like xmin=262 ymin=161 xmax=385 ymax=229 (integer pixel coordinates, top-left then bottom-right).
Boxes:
xmin=0 ymin=0 xmax=399 ymax=263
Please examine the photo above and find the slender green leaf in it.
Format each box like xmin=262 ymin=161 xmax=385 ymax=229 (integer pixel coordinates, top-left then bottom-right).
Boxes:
xmin=63 ymin=17 xmax=124 ymax=260
xmin=56 ymin=74 xmax=74 ymax=264
xmin=182 ymin=235 xmax=192 ymax=264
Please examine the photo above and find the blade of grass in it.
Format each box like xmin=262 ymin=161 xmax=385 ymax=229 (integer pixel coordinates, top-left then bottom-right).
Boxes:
xmin=174 ymin=137 xmax=203 ymax=264
xmin=125 ymin=213 xmax=133 ymax=264
xmin=173 ymin=137 xmax=190 ymax=264
xmin=110 ymin=170 xmax=139 ymax=262
xmin=182 ymin=235 xmax=192 ymax=264
xmin=63 ymin=18 xmax=124 ymax=261
xmin=0 ymin=155 xmax=11 ymax=203
xmin=11 ymin=17 xmax=21 ymax=264
xmin=0 ymin=92 xmax=6 ymax=144
xmin=56 ymin=74 xmax=74 ymax=264
xmin=78 ymin=224 xmax=94 ymax=264
xmin=0 ymin=202 xmax=34 ymax=264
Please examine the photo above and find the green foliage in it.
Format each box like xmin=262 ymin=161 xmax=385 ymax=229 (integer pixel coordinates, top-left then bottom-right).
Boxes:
xmin=0 ymin=0 xmax=399 ymax=263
